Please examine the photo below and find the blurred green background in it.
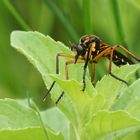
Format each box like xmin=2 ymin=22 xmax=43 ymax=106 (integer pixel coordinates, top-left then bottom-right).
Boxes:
xmin=0 ymin=0 xmax=140 ymax=109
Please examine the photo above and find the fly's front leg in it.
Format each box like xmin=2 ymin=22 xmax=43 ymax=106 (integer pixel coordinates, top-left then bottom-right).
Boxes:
xmin=56 ymin=53 xmax=76 ymax=74
xmin=55 ymin=59 xmax=85 ymax=104
xmin=65 ymin=60 xmax=85 ymax=80
xmin=43 ymin=53 xmax=76 ymax=102
xmin=91 ymin=63 xmax=95 ymax=85
xmin=82 ymin=48 xmax=91 ymax=91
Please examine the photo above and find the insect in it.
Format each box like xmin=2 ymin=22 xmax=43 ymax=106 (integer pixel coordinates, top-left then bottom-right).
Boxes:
xmin=43 ymin=35 xmax=140 ymax=104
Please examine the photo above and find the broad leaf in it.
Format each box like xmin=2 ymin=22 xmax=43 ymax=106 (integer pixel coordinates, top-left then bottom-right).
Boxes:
xmin=51 ymin=76 xmax=94 ymax=126
xmin=10 ymin=31 xmax=95 ymax=133
xmin=0 ymin=98 xmax=63 ymax=140
xmin=95 ymin=64 xmax=140 ymax=109
xmin=41 ymin=107 xmax=71 ymax=140
xmin=10 ymin=31 xmax=140 ymax=140
xmin=112 ymin=79 xmax=140 ymax=119
xmin=84 ymin=111 xmax=140 ymax=140
xmin=51 ymin=75 xmax=140 ymax=140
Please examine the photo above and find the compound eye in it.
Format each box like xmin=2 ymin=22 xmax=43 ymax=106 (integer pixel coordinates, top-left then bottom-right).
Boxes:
xmin=77 ymin=45 xmax=83 ymax=52
xmin=76 ymin=45 xmax=86 ymax=55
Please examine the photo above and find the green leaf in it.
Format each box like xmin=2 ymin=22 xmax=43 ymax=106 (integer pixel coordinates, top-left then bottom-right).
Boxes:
xmin=0 ymin=98 xmax=41 ymax=129
xmin=84 ymin=111 xmax=140 ymax=140
xmin=121 ymin=130 xmax=140 ymax=140
xmin=0 ymin=128 xmax=46 ymax=140
xmin=0 ymin=98 xmax=46 ymax=140
xmin=50 ymin=75 xmax=140 ymax=140
xmin=10 ymin=31 xmax=95 ymax=137
xmin=51 ymin=76 xmax=94 ymax=125
xmin=41 ymin=107 xmax=70 ymax=140
xmin=47 ymin=129 xmax=64 ymax=140
xmin=10 ymin=31 xmax=140 ymax=140
xmin=112 ymin=79 xmax=140 ymax=119
xmin=95 ymin=64 xmax=140 ymax=109
xmin=0 ymin=98 xmax=64 ymax=140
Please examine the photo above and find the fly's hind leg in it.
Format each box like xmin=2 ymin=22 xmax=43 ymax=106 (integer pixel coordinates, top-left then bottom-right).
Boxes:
xmin=114 ymin=45 xmax=140 ymax=62
xmin=109 ymin=48 xmax=128 ymax=85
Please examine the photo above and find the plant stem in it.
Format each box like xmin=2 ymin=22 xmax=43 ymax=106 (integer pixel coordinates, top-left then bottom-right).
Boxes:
xmin=44 ymin=0 xmax=79 ymax=42
xmin=83 ymin=0 xmax=92 ymax=34
xmin=2 ymin=0 xmax=31 ymax=31
xmin=27 ymin=93 xmax=50 ymax=140
xmin=110 ymin=0 xmax=128 ymax=47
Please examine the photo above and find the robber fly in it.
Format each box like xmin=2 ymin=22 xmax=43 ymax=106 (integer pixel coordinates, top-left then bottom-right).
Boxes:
xmin=44 ymin=35 xmax=140 ymax=104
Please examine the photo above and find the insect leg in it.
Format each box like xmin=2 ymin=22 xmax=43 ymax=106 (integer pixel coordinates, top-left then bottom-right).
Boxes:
xmin=82 ymin=49 xmax=90 ymax=91
xmin=43 ymin=81 xmax=56 ymax=102
xmin=91 ymin=63 xmax=95 ymax=85
xmin=114 ymin=45 xmax=140 ymax=62
xmin=43 ymin=53 xmax=76 ymax=102
xmin=56 ymin=53 xmax=77 ymax=74
xmin=55 ymin=91 xmax=64 ymax=104
xmin=65 ymin=60 xmax=85 ymax=80
xmin=109 ymin=49 xmax=128 ymax=85
xmin=55 ymin=59 xmax=85 ymax=104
